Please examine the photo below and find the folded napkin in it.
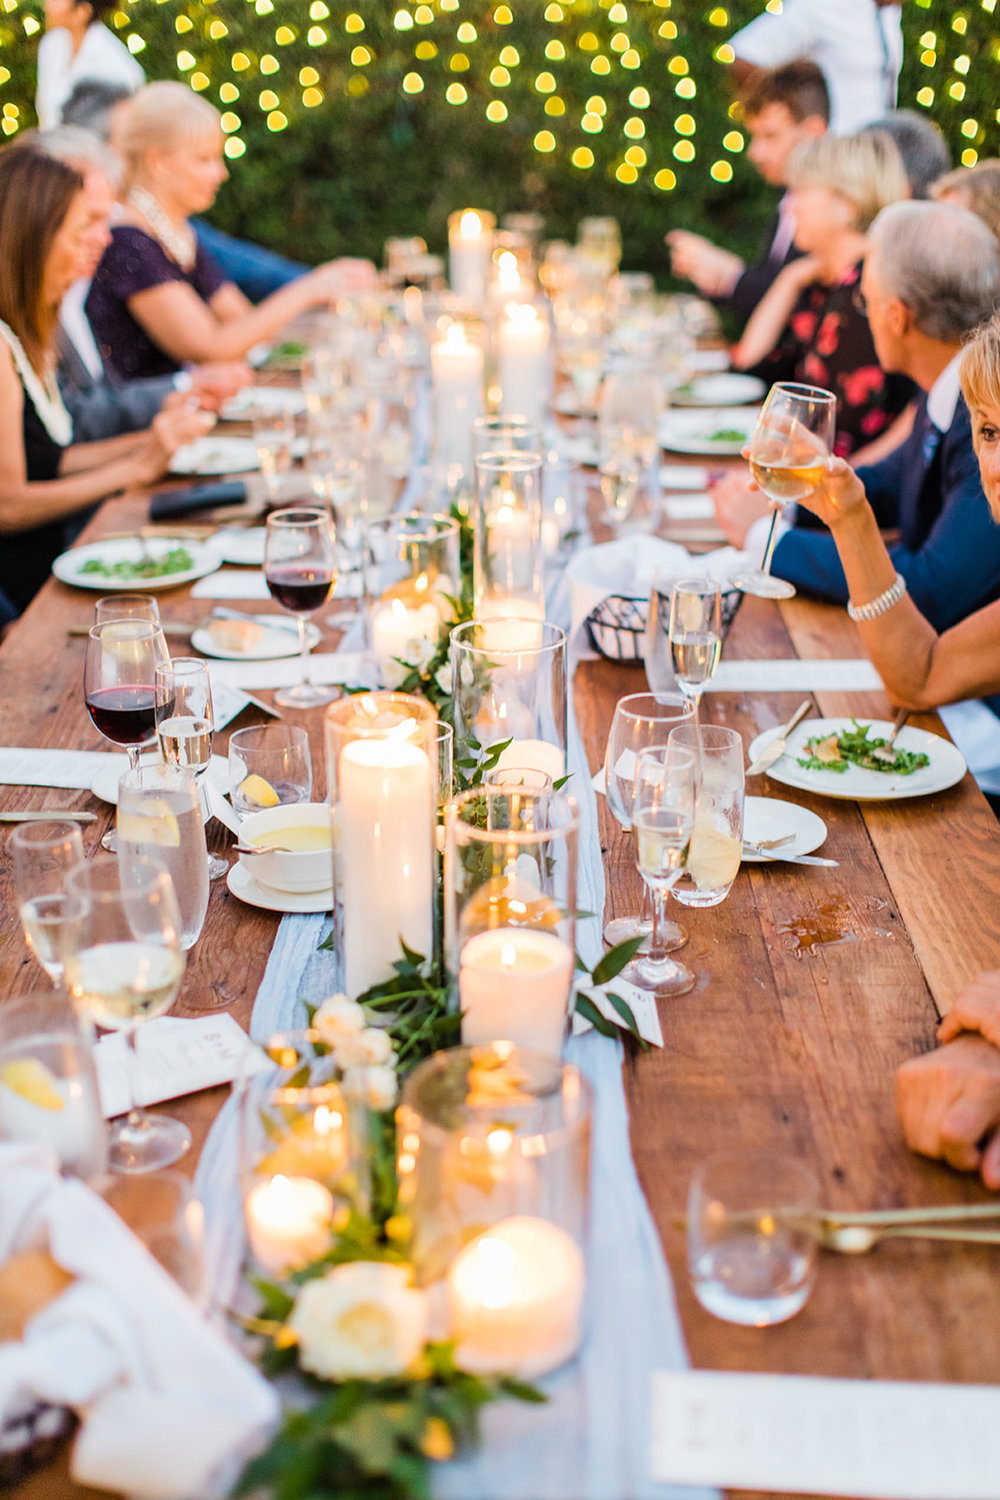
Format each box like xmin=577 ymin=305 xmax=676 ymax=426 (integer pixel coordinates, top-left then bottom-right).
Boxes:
xmin=208 ymin=651 xmax=372 ymax=691
xmin=0 ymin=1144 xmax=278 ymax=1499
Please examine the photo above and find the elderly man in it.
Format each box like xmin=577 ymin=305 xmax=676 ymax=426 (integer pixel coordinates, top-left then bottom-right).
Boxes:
xmin=714 ymin=200 xmax=1000 ymax=631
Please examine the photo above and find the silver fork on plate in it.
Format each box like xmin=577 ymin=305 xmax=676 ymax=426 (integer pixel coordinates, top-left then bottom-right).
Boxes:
xmin=870 ymin=707 xmax=911 ymax=765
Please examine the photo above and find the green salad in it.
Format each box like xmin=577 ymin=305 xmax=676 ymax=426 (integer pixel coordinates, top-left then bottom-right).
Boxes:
xmin=79 ymin=546 xmax=194 ymax=581
xmin=797 ymin=720 xmax=930 ymax=776
xmin=707 ymin=427 xmax=747 ymax=444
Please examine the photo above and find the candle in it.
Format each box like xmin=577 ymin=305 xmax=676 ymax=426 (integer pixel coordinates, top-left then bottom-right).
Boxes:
xmin=370 ymin=596 xmax=442 ymax=669
xmin=476 ymin=596 xmax=546 ymax=653
xmin=431 ymin=322 xmax=485 ymax=477
xmin=449 ymin=208 xmax=493 ymax=304
xmin=459 ymin=926 xmax=574 ymax=1053
xmin=494 ymin=739 xmax=566 ymax=781
xmin=497 ymin=302 xmax=550 ymax=427
xmin=245 ymin=1173 xmax=334 ymax=1275
xmin=338 ymin=730 xmax=434 ymax=996
xmin=446 ymin=1214 xmax=585 ymax=1377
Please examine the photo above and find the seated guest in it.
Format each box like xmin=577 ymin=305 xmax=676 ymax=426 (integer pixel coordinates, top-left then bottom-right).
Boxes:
xmin=36 ymin=0 xmax=142 ymax=132
xmin=931 ymin=159 xmax=1000 ymax=247
xmin=0 ymin=146 xmax=208 ymax=616
xmin=863 ymin=110 xmax=951 ymax=200
xmin=667 ymin=62 xmax=829 ymax=323
xmin=732 ymin=130 xmax=912 ymax=460
xmin=86 ymin=82 xmax=374 ymax=380
xmin=714 ymin=201 xmax=1000 ymax=631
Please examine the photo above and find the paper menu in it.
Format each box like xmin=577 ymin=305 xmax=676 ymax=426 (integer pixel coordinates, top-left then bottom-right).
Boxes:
xmin=650 ymin=1369 xmax=1000 ymax=1499
xmin=0 ymin=747 xmax=114 ymax=790
xmin=94 ymin=1014 xmax=269 ymax=1119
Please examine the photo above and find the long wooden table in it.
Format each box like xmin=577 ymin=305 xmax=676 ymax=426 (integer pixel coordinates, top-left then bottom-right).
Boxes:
xmin=5 ymin=481 xmax=1000 ymax=1500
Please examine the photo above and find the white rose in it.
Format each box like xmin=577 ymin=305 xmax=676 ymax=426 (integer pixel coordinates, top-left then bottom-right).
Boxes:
xmin=335 ymin=1026 xmax=394 ymax=1069
xmin=380 ymin=657 xmax=410 ymax=690
xmin=344 ymin=1064 xmax=398 ymax=1111
xmin=406 ymin=634 xmax=437 ymax=672
xmin=313 ymin=993 xmax=365 ymax=1045
xmin=434 ymin=663 xmax=453 ymax=696
xmin=289 ymin=1262 xmax=426 ymax=1381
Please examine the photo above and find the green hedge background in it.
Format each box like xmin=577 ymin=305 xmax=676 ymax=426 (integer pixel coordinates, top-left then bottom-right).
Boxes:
xmin=0 ymin=0 xmax=995 ymax=275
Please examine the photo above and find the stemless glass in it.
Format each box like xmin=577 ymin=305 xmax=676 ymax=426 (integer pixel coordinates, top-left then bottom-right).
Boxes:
xmin=631 ymin=743 xmax=697 ymax=995
xmin=602 ymin=691 xmax=695 ymax=950
xmin=732 ymin=381 xmax=836 ymax=599
xmin=228 ymin=724 xmax=313 ymax=813
xmin=10 ymin=820 xmax=85 ymax=984
xmin=117 ymin=764 xmax=210 ymax=951
xmin=263 ymin=506 xmax=338 ymax=708
xmin=597 ymin=363 xmax=662 ymax=533
xmin=94 ymin=594 xmax=161 ymax=626
xmin=64 ymin=853 xmax=188 ymax=1173
xmin=251 ymin=402 xmax=296 ymax=505
xmin=669 ymin=723 xmax=745 ymax=909
xmin=155 ymin=657 xmax=226 ymax=880
xmin=668 ymin=578 xmax=722 ymax=716
xmin=0 ymin=995 xmax=107 ymax=1180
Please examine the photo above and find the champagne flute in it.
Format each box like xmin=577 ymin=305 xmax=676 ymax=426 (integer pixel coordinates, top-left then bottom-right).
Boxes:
xmin=602 ymin=691 xmax=695 ymax=951
xmin=64 ymin=853 xmax=188 ymax=1173
xmin=732 ymin=381 xmax=836 ymax=599
xmin=632 ymin=743 xmax=697 ymax=995
xmin=10 ymin=820 xmax=86 ymax=984
xmin=668 ymin=578 xmax=722 ymax=716
xmin=154 ymin=657 xmax=227 ymax=880
xmin=85 ymin=620 xmax=170 ymax=851
xmin=263 ymin=506 xmax=338 ymax=708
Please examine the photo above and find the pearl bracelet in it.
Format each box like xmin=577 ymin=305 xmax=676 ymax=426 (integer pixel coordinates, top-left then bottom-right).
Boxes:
xmin=846 ymin=572 xmax=907 ymax=622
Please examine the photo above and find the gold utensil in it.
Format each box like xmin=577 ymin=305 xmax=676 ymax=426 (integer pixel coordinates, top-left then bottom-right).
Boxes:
xmin=68 ymin=622 xmax=193 ymax=638
xmin=818 ymin=1221 xmax=1000 ymax=1253
xmin=0 ymin=810 xmax=98 ymax=824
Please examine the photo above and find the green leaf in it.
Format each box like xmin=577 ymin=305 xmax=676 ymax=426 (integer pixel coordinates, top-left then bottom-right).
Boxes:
xmin=499 ymin=1376 xmax=548 ymax=1404
xmin=604 ymin=990 xmax=648 ymax=1048
xmin=552 ymin=773 xmax=571 ymax=790
xmin=590 ymin=935 xmax=645 ymax=986
xmin=574 ymin=992 xmax=621 ymax=1040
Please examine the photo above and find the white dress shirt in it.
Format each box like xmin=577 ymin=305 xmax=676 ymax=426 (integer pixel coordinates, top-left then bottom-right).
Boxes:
xmin=36 ymin=23 xmax=144 ymax=131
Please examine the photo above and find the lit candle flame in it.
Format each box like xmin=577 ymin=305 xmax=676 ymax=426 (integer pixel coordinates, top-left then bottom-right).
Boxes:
xmin=501 ymin=943 xmax=517 ymax=968
xmin=460 ymin=209 xmax=483 ymax=236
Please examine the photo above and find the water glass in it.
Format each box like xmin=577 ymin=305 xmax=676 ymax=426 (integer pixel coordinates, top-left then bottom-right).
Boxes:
xmin=687 ymin=1151 xmax=819 ymax=1326
xmin=117 ymin=763 xmax=209 ymax=950
xmin=668 ymin=724 xmax=745 ymax=908
xmin=251 ymin=403 xmax=296 ymax=503
xmin=10 ymin=820 xmax=86 ymax=983
xmin=0 ymin=994 xmax=107 ymax=1180
xmin=228 ymin=724 xmax=313 ymax=813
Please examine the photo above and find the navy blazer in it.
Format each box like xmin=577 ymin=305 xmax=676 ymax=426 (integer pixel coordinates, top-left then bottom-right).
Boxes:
xmin=771 ymin=393 xmax=1000 ymax=631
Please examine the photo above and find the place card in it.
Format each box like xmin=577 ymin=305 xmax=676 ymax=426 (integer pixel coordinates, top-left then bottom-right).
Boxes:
xmin=662 ymin=491 xmax=716 ymax=521
xmin=573 ymin=976 xmax=663 ymax=1047
xmin=650 ymin=1369 xmax=1000 ymax=1499
xmin=707 ymin=659 xmax=883 ymax=693
xmin=0 ymin=747 xmax=114 ymax=790
xmin=208 ymin=652 xmax=371 ymax=691
xmin=191 ymin=569 xmax=271 ymax=600
xmin=94 ymin=1014 xmax=269 ymax=1119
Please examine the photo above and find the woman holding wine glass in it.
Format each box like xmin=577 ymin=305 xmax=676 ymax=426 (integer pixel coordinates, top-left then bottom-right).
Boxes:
xmin=264 ymin=506 xmax=338 ymax=709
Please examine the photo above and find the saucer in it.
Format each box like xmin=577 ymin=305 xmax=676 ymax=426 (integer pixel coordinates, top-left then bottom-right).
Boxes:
xmin=741 ymin=796 xmax=828 ymax=862
xmin=227 ymin=861 xmax=333 ymax=914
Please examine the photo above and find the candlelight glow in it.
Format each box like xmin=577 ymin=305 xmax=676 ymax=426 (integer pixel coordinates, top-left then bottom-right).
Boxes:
xmin=460 ymin=210 xmax=483 ymax=236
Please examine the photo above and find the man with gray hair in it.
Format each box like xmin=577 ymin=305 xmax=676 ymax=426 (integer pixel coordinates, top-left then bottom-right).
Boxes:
xmin=714 ymin=200 xmax=1000 ymax=630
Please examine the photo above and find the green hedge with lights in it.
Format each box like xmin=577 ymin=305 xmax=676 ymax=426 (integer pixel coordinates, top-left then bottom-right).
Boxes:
xmin=0 ymin=0 xmax=993 ymax=276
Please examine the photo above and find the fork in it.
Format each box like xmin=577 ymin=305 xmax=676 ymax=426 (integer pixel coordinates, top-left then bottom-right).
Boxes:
xmin=870 ymin=707 xmax=911 ymax=765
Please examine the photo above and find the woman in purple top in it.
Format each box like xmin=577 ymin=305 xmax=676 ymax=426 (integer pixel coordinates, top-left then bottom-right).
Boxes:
xmin=87 ymin=81 xmax=374 ymax=381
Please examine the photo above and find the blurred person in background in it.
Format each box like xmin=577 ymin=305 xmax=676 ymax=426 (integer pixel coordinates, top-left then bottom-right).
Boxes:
xmin=863 ymin=110 xmax=951 ymax=200
xmin=931 ymin=160 xmax=1000 ymax=248
xmin=36 ymin=0 xmax=142 ymax=131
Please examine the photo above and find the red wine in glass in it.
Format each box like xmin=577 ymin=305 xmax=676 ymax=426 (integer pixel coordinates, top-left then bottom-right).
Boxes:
xmin=263 ymin=506 xmax=339 ymax=708
xmin=85 ymin=685 xmax=158 ymax=746
xmin=84 ymin=621 xmax=169 ymax=849
xmin=265 ymin=564 xmax=335 ymax=614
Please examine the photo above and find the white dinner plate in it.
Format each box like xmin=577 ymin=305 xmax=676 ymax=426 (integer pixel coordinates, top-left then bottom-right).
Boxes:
xmin=557 ymin=432 xmax=600 ymax=467
xmin=688 ymin=349 xmax=730 ymax=374
xmin=672 ymin=373 xmax=767 ymax=408
xmin=191 ymin=618 xmax=320 ymax=661
xmin=741 ymin=796 xmax=828 ymax=862
xmin=169 ymin=436 xmax=261 ymax=475
xmin=220 ymin=386 xmax=307 ymax=420
xmin=552 ymin=388 xmax=599 ymax=418
xmin=746 ymin=717 xmax=967 ymax=802
xmin=213 ymin=527 xmax=267 ymax=566
xmin=89 ymin=753 xmax=229 ymax=807
xmin=227 ymin=861 xmax=333 ymax=914
xmin=52 ymin=536 xmax=222 ymax=592
xmin=659 ymin=407 xmax=760 ymax=457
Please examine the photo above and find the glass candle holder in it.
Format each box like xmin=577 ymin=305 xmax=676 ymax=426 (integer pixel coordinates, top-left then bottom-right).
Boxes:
xmin=363 ymin=514 xmax=460 ymax=678
xmin=430 ymin=319 xmax=486 ymax=483
xmin=397 ymin=1042 xmax=591 ymax=1377
xmin=450 ymin=618 xmax=567 ymax=782
xmin=445 ymin=787 xmax=579 ymax=1055
xmin=448 ymin=208 xmax=496 ymax=305
xmin=0 ymin=995 xmax=107 ymax=1181
xmin=472 ymin=414 xmax=541 ymax=461
xmin=325 ymin=692 xmax=438 ymax=997
xmin=473 ymin=450 xmax=544 ymax=625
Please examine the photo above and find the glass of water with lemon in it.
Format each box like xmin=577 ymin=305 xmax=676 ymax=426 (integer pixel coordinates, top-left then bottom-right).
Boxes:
xmin=667 ymin=724 xmax=745 ymax=908
xmin=227 ymin=724 xmax=313 ymax=815
xmin=117 ymin=764 xmax=209 ymax=951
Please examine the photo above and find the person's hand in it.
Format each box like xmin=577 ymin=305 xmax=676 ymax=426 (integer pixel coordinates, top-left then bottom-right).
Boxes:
xmin=665 ymin=231 xmax=744 ymax=299
xmin=791 ymin=455 xmax=868 ymax=530
xmin=938 ymin=970 xmax=1000 ymax=1050
xmin=187 ymin=362 xmax=252 ymax=408
xmin=301 ymin=258 xmax=378 ymax=306
xmin=131 ymin=407 xmax=214 ymax=485
xmin=896 ymin=1033 xmax=1000 ymax=1188
xmin=710 ymin=469 xmax=771 ymax=547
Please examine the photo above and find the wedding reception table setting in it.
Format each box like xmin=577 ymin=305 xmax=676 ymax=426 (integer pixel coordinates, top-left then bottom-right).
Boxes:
xmin=4 ymin=212 xmax=1000 ymax=1500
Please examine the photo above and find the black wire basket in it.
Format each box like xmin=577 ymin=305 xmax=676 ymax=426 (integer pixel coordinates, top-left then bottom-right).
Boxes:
xmin=584 ymin=588 xmax=742 ymax=663
xmin=0 ymin=1402 xmax=77 ymax=1489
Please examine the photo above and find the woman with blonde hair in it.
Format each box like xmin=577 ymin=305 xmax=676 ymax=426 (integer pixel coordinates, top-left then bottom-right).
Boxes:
xmin=0 ymin=144 xmax=207 ymax=617
xmin=931 ymin=160 xmax=1000 ymax=247
xmin=86 ymin=81 xmax=373 ymax=381
xmin=733 ymin=128 xmax=913 ymax=460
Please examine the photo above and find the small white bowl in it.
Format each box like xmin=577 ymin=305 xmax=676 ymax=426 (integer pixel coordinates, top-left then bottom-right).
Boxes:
xmin=238 ymin=803 xmax=332 ymax=893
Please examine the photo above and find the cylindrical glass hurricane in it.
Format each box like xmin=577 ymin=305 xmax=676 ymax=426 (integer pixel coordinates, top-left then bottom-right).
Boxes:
xmin=325 ymin=693 xmax=438 ymax=997
xmin=445 ymin=787 xmax=578 ymax=1055
xmin=450 ymin=618 xmax=567 ymax=782
xmin=363 ymin=513 xmax=460 ymax=679
xmin=472 ymin=450 xmax=544 ymax=626
xmin=397 ymin=1042 xmax=591 ymax=1377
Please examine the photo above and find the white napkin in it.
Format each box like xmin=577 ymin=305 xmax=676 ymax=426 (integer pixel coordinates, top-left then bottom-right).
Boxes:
xmin=566 ymin=535 xmax=744 ymax=640
xmin=208 ymin=651 xmax=371 ymax=691
xmin=191 ymin=570 xmax=271 ymax=600
xmin=708 ymin=659 xmax=883 ymax=693
xmin=0 ymin=747 xmax=112 ymax=790
xmin=0 ymin=1144 xmax=278 ymax=1500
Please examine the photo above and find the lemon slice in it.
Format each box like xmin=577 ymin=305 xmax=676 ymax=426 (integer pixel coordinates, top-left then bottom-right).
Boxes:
xmin=0 ymin=1059 xmax=65 ymax=1112
xmin=239 ymin=773 xmax=280 ymax=808
xmin=118 ymin=798 xmax=181 ymax=848
xmin=687 ymin=824 xmax=741 ymax=891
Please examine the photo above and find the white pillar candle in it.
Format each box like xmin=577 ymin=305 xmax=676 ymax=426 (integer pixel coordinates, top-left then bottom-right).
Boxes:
xmin=475 ymin=596 xmax=546 ymax=652
xmin=245 ymin=1174 xmax=334 ymax=1275
xmin=446 ymin=1214 xmax=585 ymax=1377
xmin=370 ymin=597 xmax=442 ymax=669
xmin=431 ymin=323 xmax=485 ymax=477
xmin=449 ymin=208 xmax=493 ymax=304
xmin=459 ymin=926 xmax=574 ymax=1054
xmin=493 ymin=738 xmax=566 ymax=781
xmin=339 ymin=734 xmax=434 ymax=996
xmin=497 ymin=303 xmax=550 ymax=427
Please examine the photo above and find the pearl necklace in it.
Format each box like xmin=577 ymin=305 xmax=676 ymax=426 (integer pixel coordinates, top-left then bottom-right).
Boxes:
xmin=127 ymin=186 xmax=197 ymax=270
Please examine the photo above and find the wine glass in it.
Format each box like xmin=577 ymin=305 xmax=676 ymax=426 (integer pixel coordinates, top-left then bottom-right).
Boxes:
xmin=732 ymin=381 xmax=836 ymax=599
xmin=632 ymin=742 xmax=697 ymax=995
xmin=263 ymin=506 xmax=338 ymax=708
xmin=668 ymin=578 xmax=722 ymax=716
xmin=602 ymin=691 xmax=695 ymax=951
xmin=154 ymin=657 xmax=227 ymax=880
xmin=63 ymin=853 xmax=188 ymax=1173
xmin=251 ymin=402 xmax=296 ymax=505
xmin=85 ymin=620 xmax=170 ymax=851
xmin=10 ymin=820 xmax=86 ymax=984
xmin=94 ymin=594 xmax=161 ymax=625
xmin=668 ymin=723 xmax=745 ymax=910
xmin=597 ymin=364 xmax=662 ymax=532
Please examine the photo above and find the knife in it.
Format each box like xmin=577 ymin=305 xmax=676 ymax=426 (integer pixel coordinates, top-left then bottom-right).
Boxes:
xmin=746 ymin=700 xmax=813 ymax=776
xmin=752 ymin=851 xmax=839 ymax=868
xmin=0 ymin=810 xmax=98 ymax=824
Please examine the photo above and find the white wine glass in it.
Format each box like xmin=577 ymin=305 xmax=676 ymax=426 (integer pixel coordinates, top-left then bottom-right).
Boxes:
xmin=668 ymin=578 xmax=722 ymax=716
xmin=264 ymin=506 xmax=338 ymax=708
xmin=632 ymin=743 xmax=697 ymax=995
xmin=64 ymin=853 xmax=188 ymax=1174
xmin=155 ymin=657 xmax=227 ymax=880
xmin=10 ymin=820 xmax=86 ymax=984
xmin=732 ymin=381 xmax=837 ymax=599
xmin=602 ymin=691 xmax=695 ymax=952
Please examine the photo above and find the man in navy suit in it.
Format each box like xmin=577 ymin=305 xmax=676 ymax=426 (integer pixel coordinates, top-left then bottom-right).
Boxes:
xmin=713 ymin=200 xmax=1000 ymax=631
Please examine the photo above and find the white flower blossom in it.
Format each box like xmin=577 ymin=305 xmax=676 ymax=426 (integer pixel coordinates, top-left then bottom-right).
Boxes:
xmin=405 ymin=634 xmax=437 ymax=672
xmin=313 ymin=993 xmax=365 ymax=1045
xmin=344 ymin=1064 xmax=398 ymax=1111
xmin=289 ymin=1262 xmax=427 ymax=1381
xmin=335 ymin=1025 xmax=394 ymax=1069
xmin=434 ymin=662 xmax=453 ymax=696
xmin=381 ymin=657 xmax=410 ymax=690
